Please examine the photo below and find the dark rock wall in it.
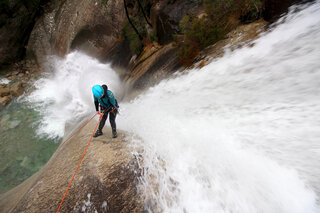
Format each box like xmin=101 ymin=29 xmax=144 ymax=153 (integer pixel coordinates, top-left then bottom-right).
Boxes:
xmin=263 ymin=0 xmax=313 ymax=21
xmin=104 ymin=39 xmax=135 ymax=70
xmin=151 ymin=0 xmax=201 ymax=45
xmin=27 ymin=0 xmax=126 ymax=66
xmin=0 ymin=0 xmax=49 ymax=67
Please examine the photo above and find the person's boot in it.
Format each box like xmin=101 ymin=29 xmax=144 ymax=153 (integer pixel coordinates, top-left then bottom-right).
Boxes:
xmin=93 ymin=130 xmax=103 ymax=138
xmin=112 ymin=129 xmax=117 ymax=138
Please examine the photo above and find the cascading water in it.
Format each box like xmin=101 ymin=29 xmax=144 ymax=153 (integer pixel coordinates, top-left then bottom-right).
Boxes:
xmin=16 ymin=0 xmax=320 ymax=212
xmin=26 ymin=52 xmax=124 ymax=139
xmin=117 ymin=1 xmax=320 ymax=212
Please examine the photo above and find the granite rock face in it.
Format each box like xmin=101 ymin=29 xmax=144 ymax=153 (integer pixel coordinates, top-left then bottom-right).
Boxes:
xmin=27 ymin=0 xmax=126 ymax=66
xmin=0 ymin=121 xmax=144 ymax=213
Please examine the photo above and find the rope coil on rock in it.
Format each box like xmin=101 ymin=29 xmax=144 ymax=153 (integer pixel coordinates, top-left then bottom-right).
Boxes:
xmin=56 ymin=112 xmax=103 ymax=213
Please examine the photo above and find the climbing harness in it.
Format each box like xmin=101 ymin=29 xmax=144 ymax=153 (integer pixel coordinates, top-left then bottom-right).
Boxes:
xmin=56 ymin=112 xmax=103 ymax=213
xmin=109 ymin=107 xmax=116 ymax=115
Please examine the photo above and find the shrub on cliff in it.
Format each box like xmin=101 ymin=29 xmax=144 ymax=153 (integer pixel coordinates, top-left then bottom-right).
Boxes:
xmin=120 ymin=0 xmax=155 ymax=56
xmin=177 ymin=0 xmax=262 ymax=66
xmin=121 ymin=15 xmax=148 ymax=56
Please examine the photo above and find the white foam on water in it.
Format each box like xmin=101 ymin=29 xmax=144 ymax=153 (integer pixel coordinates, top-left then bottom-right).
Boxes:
xmin=26 ymin=51 xmax=123 ymax=139
xmin=0 ymin=78 xmax=10 ymax=84
xmin=117 ymin=1 xmax=320 ymax=212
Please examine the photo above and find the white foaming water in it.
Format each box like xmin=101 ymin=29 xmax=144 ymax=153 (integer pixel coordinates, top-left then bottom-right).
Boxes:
xmin=0 ymin=78 xmax=10 ymax=84
xmin=117 ymin=1 xmax=320 ymax=212
xmin=27 ymin=52 xmax=123 ymax=138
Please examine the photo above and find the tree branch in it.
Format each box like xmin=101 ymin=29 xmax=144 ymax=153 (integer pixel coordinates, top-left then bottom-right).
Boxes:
xmin=137 ymin=0 xmax=153 ymax=27
xmin=124 ymin=0 xmax=143 ymax=41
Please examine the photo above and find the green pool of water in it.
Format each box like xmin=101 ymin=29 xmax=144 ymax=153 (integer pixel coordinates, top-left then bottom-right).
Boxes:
xmin=0 ymin=100 xmax=59 ymax=194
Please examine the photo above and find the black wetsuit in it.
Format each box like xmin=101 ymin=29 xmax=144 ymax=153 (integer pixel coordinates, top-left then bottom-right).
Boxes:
xmin=97 ymin=105 xmax=117 ymax=134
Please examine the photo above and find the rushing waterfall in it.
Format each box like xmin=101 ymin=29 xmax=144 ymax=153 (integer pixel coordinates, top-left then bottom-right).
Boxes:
xmin=26 ymin=53 xmax=124 ymax=138
xmin=119 ymin=1 xmax=320 ymax=212
xmin=25 ymin=1 xmax=320 ymax=212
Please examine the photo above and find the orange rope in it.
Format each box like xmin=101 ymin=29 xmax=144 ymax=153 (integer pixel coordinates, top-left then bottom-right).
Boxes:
xmin=60 ymin=113 xmax=98 ymax=147
xmin=56 ymin=113 xmax=103 ymax=213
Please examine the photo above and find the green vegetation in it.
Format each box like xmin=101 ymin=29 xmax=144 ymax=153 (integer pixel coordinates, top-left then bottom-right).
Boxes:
xmin=121 ymin=0 xmax=156 ymax=56
xmin=0 ymin=0 xmax=8 ymax=10
xmin=121 ymin=19 xmax=145 ymax=55
xmin=239 ymin=0 xmax=263 ymax=23
xmin=101 ymin=0 xmax=108 ymax=7
xmin=149 ymin=31 xmax=158 ymax=43
xmin=177 ymin=0 xmax=262 ymax=66
xmin=118 ymin=0 xmax=262 ymax=63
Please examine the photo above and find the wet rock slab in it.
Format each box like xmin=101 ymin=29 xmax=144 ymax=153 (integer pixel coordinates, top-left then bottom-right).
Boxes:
xmin=0 ymin=120 xmax=144 ymax=213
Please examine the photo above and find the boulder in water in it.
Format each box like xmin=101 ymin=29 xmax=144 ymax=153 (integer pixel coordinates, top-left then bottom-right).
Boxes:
xmin=0 ymin=96 xmax=11 ymax=107
xmin=10 ymin=82 xmax=24 ymax=97
xmin=0 ymin=86 xmax=10 ymax=97
xmin=8 ymin=120 xmax=21 ymax=129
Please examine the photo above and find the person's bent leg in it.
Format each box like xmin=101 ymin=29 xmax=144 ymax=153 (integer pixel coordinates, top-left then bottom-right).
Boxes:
xmin=98 ymin=112 xmax=108 ymax=131
xmin=109 ymin=110 xmax=117 ymax=138
xmin=94 ymin=112 xmax=108 ymax=137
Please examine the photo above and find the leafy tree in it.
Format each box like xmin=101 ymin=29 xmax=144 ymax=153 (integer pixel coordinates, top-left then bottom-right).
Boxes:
xmin=177 ymin=0 xmax=262 ymax=66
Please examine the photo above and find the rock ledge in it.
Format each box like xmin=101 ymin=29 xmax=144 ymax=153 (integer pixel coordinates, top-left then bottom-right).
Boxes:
xmin=0 ymin=120 xmax=144 ymax=213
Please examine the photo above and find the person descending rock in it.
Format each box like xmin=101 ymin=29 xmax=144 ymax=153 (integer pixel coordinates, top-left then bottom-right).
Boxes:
xmin=92 ymin=84 xmax=119 ymax=138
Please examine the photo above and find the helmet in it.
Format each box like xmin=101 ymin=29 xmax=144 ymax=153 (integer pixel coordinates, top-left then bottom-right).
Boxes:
xmin=92 ymin=85 xmax=104 ymax=98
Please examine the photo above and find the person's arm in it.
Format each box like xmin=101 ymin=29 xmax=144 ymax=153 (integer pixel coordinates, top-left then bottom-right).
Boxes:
xmin=94 ymin=96 xmax=99 ymax=112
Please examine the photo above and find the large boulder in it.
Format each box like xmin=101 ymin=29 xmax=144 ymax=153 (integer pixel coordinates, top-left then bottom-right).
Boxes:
xmin=10 ymin=82 xmax=24 ymax=97
xmin=0 ymin=96 xmax=11 ymax=108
